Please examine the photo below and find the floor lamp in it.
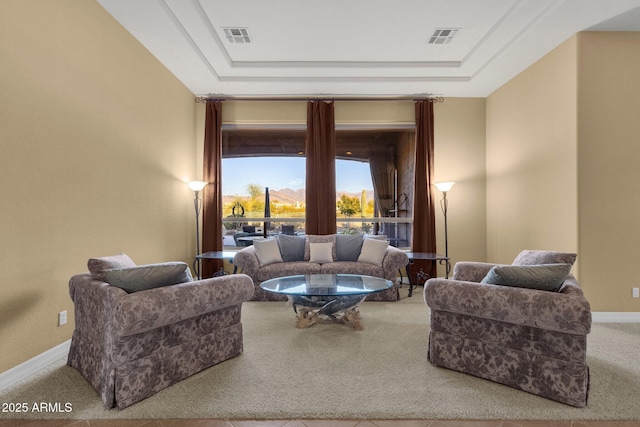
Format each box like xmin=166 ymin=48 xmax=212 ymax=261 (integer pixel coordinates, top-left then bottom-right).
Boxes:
xmin=435 ymin=181 xmax=455 ymax=278
xmin=187 ymin=180 xmax=208 ymax=279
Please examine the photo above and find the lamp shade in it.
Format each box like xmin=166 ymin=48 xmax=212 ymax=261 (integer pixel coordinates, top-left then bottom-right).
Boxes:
xmin=435 ymin=181 xmax=455 ymax=193
xmin=187 ymin=181 xmax=208 ymax=191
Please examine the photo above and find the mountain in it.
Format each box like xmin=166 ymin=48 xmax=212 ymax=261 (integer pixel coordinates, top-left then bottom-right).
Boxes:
xmin=269 ymin=188 xmax=305 ymax=204
xmin=223 ymin=188 xmax=374 ymax=205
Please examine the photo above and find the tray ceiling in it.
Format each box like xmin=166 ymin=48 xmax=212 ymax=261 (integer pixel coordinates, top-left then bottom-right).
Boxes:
xmin=97 ymin=0 xmax=640 ymax=97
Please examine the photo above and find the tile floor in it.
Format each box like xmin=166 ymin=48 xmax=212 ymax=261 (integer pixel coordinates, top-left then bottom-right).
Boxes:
xmin=2 ymin=420 xmax=640 ymax=426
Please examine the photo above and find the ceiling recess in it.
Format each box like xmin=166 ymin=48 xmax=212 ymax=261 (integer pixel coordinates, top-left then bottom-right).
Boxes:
xmin=428 ymin=28 xmax=459 ymax=44
xmin=223 ymin=27 xmax=252 ymax=43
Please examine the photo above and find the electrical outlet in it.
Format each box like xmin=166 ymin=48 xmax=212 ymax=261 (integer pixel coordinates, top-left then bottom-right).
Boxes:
xmin=633 ymin=288 xmax=639 ymax=299
xmin=58 ymin=310 xmax=67 ymax=326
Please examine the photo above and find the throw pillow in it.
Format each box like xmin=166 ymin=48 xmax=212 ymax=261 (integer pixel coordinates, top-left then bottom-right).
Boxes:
xmin=481 ymin=263 xmax=572 ymax=292
xmin=104 ymin=262 xmax=193 ymax=293
xmin=512 ymin=250 xmax=577 ymax=266
xmin=357 ymin=238 xmax=388 ymax=267
xmin=254 ymin=238 xmax=284 ymax=267
xmin=277 ymin=234 xmax=306 ymax=262
xmin=364 ymin=234 xmax=388 ymax=241
xmin=335 ymin=234 xmax=364 ymax=261
xmin=304 ymin=235 xmax=337 ymax=261
xmin=88 ymin=253 xmax=136 ymax=281
xmin=309 ymin=242 xmax=334 ymax=264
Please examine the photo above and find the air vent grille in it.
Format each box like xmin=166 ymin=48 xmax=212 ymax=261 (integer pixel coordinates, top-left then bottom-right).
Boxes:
xmin=428 ymin=28 xmax=459 ymax=44
xmin=223 ymin=28 xmax=252 ymax=44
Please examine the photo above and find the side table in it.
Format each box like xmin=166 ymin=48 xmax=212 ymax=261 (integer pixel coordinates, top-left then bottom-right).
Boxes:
xmin=194 ymin=250 xmax=238 ymax=279
xmin=403 ymin=252 xmax=450 ymax=297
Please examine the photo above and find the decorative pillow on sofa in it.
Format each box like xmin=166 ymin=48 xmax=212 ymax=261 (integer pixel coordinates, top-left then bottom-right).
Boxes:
xmin=277 ymin=234 xmax=306 ymax=262
xmin=357 ymin=238 xmax=388 ymax=267
xmin=103 ymin=262 xmax=193 ymax=293
xmin=88 ymin=253 xmax=136 ymax=281
xmin=481 ymin=263 xmax=572 ymax=292
xmin=309 ymin=242 xmax=334 ymax=264
xmin=335 ymin=234 xmax=364 ymax=261
xmin=254 ymin=238 xmax=284 ymax=267
xmin=304 ymin=235 xmax=337 ymax=261
xmin=364 ymin=234 xmax=388 ymax=241
xmin=512 ymin=250 xmax=577 ymax=266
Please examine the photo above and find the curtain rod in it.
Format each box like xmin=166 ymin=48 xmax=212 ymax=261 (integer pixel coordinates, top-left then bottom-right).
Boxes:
xmin=194 ymin=95 xmax=444 ymax=103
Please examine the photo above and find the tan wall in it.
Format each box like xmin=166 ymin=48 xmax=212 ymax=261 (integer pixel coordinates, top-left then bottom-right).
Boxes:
xmin=487 ymin=32 xmax=640 ymax=312
xmin=0 ymin=0 xmax=198 ymax=372
xmin=486 ymin=37 xmax=579 ymax=267
xmin=434 ymin=98 xmax=487 ymax=274
xmin=335 ymin=101 xmax=415 ymax=126
xmin=576 ymin=32 xmax=640 ymax=312
xmin=218 ymin=99 xmax=416 ymax=126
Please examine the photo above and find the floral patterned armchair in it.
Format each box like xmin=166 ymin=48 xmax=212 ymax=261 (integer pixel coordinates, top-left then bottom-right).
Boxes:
xmin=424 ymin=250 xmax=591 ymax=407
xmin=67 ymin=254 xmax=254 ymax=409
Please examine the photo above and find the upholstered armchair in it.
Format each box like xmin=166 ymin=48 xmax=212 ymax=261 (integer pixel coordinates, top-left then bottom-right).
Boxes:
xmin=67 ymin=254 xmax=255 ymax=409
xmin=424 ymin=250 xmax=591 ymax=407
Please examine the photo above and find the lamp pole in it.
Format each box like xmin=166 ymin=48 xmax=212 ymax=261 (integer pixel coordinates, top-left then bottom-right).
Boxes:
xmin=435 ymin=182 xmax=455 ymax=278
xmin=441 ymin=190 xmax=450 ymax=276
xmin=187 ymin=181 xmax=208 ymax=279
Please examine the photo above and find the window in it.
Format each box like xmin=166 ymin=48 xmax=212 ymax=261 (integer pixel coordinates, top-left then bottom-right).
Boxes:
xmin=221 ymin=128 xmax=306 ymax=243
xmin=221 ymin=157 xmax=375 ymax=235
xmin=222 ymin=155 xmax=306 ymax=221
xmin=335 ymin=159 xmax=375 ymax=234
xmin=221 ymin=127 xmax=414 ymax=247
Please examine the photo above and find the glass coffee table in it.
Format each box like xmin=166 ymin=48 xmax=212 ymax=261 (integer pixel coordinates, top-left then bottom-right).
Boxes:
xmin=260 ymin=274 xmax=393 ymax=330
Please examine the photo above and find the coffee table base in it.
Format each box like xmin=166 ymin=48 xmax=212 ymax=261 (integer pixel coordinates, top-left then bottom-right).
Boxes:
xmin=289 ymin=295 xmax=366 ymax=330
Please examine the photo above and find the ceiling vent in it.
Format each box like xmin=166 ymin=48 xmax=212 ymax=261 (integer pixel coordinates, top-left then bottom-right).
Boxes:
xmin=428 ymin=28 xmax=459 ymax=44
xmin=223 ymin=28 xmax=252 ymax=44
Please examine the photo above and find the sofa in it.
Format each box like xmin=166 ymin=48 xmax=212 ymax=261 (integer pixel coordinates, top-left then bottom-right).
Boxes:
xmin=67 ymin=254 xmax=254 ymax=409
xmin=233 ymin=234 xmax=410 ymax=301
xmin=424 ymin=250 xmax=591 ymax=407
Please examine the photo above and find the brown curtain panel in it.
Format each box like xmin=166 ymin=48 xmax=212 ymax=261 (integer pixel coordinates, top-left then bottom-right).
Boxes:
xmin=305 ymin=100 xmax=336 ymax=235
xmin=412 ymin=100 xmax=437 ymax=276
xmin=368 ymin=145 xmax=396 ymax=216
xmin=368 ymin=145 xmax=396 ymax=236
xmin=201 ymin=100 xmax=223 ymax=277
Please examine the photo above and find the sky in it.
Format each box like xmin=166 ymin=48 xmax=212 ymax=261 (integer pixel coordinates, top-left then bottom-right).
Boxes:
xmin=222 ymin=157 xmax=373 ymax=196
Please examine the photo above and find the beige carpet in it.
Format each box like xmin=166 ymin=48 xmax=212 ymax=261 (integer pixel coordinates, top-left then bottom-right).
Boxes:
xmin=1 ymin=288 xmax=640 ymax=420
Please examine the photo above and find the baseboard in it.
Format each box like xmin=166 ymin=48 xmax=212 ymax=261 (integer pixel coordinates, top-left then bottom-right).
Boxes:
xmin=0 ymin=339 xmax=70 ymax=392
xmin=592 ymin=312 xmax=640 ymax=322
